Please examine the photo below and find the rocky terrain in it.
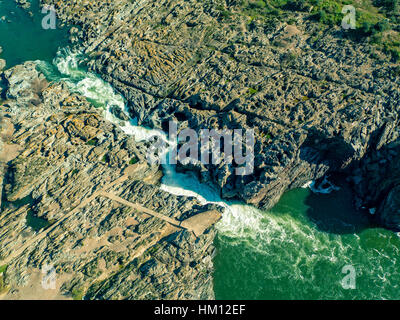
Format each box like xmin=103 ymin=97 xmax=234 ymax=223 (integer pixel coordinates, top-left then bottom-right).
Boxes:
xmin=35 ymin=0 xmax=400 ymax=229
xmin=1 ymin=0 xmax=399 ymax=301
xmin=0 ymin=62 xmax=220 ymax=299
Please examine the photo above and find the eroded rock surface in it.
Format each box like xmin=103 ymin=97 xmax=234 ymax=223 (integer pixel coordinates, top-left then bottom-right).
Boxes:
xmin=40 ymin=0 xmax=400 ymax=228
xmin=0 ymin=62 xmax=219 ymax=299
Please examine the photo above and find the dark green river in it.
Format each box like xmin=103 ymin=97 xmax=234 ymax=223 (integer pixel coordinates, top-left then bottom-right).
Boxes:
xmin=1 ymin=0 xmax=399 ymax=300
xmin=213 ymin=183 xmax=400 ymax=299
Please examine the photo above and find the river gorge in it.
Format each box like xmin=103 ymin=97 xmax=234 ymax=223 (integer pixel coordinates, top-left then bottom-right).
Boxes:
xmin=0 ymin=0 xmax=399 ymax=300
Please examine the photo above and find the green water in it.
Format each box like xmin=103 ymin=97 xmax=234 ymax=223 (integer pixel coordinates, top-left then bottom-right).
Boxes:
xmin=0 ymin=0 xmax=70 ymax=68
xmin=214 ymin=183 xmax=400 ymax=300
xmin=2 ymin=194 xmax=51 ymax=232
xmin=2 ymin=0 xmax=400 ymax=301
xmin=26 ymin=209 xmax=51 ymax=232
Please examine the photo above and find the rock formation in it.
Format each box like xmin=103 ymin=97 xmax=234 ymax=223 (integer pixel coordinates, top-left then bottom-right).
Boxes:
xmin=1 ymin=0 xmax=399 ymax=301
xmin=0 ymin=62 xmax=219 ymax=299
xmin=40 ymin=0 xmax=400 ymax=229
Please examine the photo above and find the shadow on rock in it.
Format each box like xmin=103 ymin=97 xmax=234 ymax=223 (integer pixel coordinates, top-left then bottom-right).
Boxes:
xmin=304 ymin=174 xmax=372 ymax=235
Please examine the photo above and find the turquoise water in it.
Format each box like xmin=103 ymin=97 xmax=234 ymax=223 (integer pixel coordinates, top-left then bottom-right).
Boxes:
xmin=0 ymin=0 xmax=70 ymax=68
xmin=2 ymin=0 xmax=400 ymax=301
xmin=213 ymin=183 xmax=400 ymax=300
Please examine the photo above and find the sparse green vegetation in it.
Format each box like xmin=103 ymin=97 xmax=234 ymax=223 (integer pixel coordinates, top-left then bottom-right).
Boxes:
xmin=281 ymin=52 xmax=298 ymax=66
xmin=260 ymin=132 xmax=273 ymax=140
xmin=216 ymin=5 xmax=233 ymax=19
xmin=0 ymin=265 xmax=8 ymax=274
xmin=101 ymin=154 xmax=109 ymax=163
xmin=250 ymin=0 xmax=267 ymax=9
xmin=0 ymin=265 xmax=8 ymax=294
xmin=71 ymin=286 xmax=85 ymax=300
xmin=248 ymin=87 xmax=259 ymax=95
xmin=146 ymin=244 xmax=161 ymax=256
xmin=86 ymin=138 xmax=98 ymax=146
xmin=129 ymin=157 xmax=139 ymax=165
xmin=227 ymin=0 xmax=400 ymax=61
xmin=0 ymin=276 xmax=6 ymax=294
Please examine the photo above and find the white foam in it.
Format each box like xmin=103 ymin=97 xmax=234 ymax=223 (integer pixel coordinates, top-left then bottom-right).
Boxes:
xmin=301 ymin=181 xmax=313 ymax=188
xmin=53 ymin=48 xmax=83 ymax=77
xmin=309 ymin=176 xmax=340 ymax=194
xmin=43 ymin=49 xmax=277 ymax=241
xmin=38 ymin=48 xmax=126 ymax=118
xmin=36 ymin=50 xmax=400 ymax=298
xmin=39 ymin=48 xmax=329 ymax=243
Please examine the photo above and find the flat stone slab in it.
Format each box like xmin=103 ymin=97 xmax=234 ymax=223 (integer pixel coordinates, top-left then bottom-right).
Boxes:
xmin=180 ymin=210 xmax=222 ymax=237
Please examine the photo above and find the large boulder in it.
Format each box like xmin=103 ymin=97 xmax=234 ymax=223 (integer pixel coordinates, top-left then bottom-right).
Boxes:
xmin=379 ymin=185 xmax=400 ymax=231
xmin=0 ymin=59 xmax=6 ymax=72
xmin=3 ymin=62 xmax=47 ymax=107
